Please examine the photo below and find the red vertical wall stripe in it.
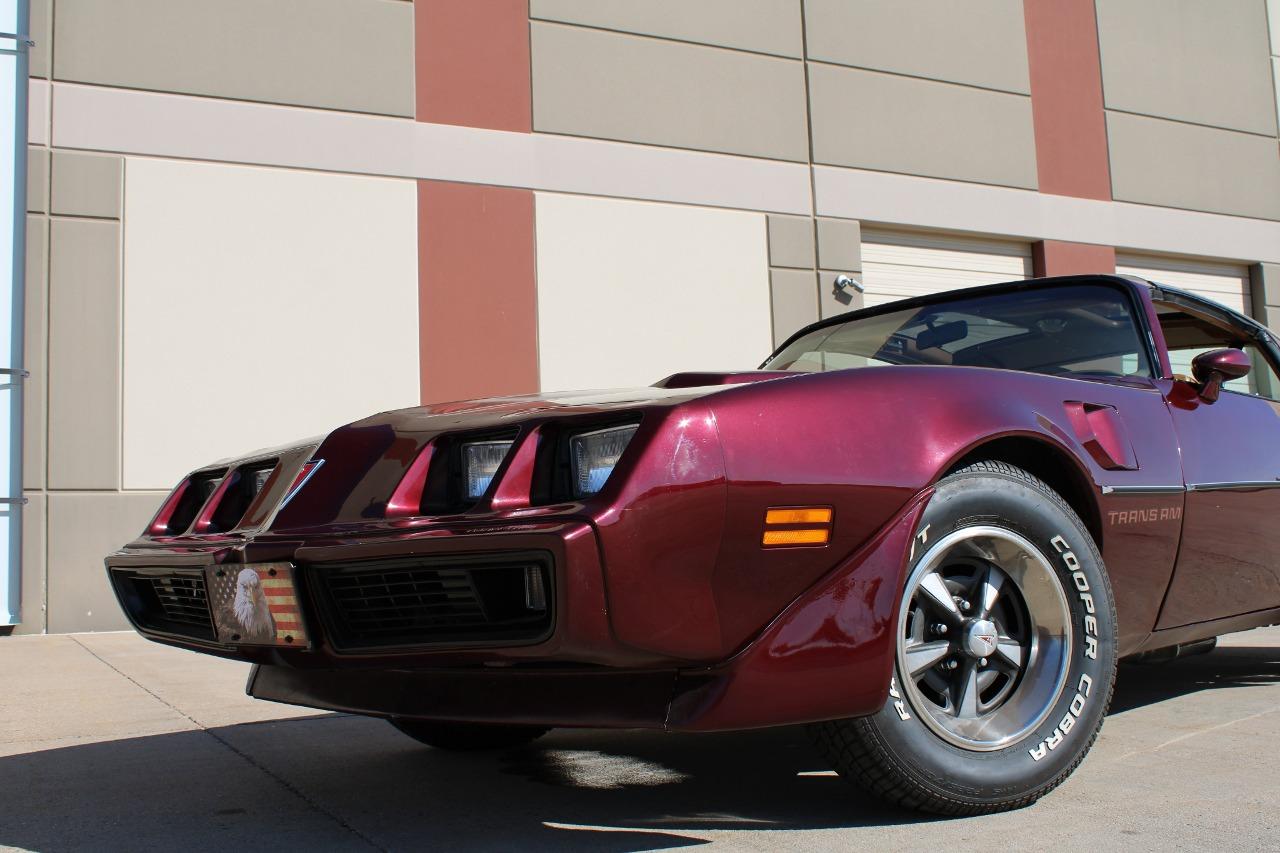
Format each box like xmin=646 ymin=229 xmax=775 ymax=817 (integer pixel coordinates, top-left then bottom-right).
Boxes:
xmin=414 ymin=0 xmax=539 ymax=404
xmin=1024 ymin=0 xmax=1116 ymax=276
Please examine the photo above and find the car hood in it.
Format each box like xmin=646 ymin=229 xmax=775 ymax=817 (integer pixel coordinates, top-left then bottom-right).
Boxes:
xmin=262 ymin=372 xmax=795 ymax=531
xmin=352 ymin=371 xmax=796 ymax=431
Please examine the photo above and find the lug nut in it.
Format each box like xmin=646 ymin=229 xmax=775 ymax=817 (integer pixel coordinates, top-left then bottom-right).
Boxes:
xmin=980 ymin=658 xmax=988 ymax=667
xmin=943 ymin=659 xmax=959 ymax=671
xmin=933 ymin=623 xmax=948 ymax=635
xmin=955 ymin=597 xmax=971 ymax=612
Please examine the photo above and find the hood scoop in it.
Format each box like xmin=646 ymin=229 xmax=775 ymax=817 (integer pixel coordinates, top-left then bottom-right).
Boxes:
xmin=653 ymin=371 xmax=794 ymax=389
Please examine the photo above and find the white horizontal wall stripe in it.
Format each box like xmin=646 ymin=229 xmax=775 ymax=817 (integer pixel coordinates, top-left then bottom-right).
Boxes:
xmin=40 ymin=82 xmax=1280 ymax=262
xmin=815 ymin=166 xmax=1280 ymax=264
xmin=49 ymin=83 xmax=813 ymax=214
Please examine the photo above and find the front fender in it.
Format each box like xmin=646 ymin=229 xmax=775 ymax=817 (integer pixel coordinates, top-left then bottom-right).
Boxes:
xmin=666 ymin=491 xmax=930 ymax=731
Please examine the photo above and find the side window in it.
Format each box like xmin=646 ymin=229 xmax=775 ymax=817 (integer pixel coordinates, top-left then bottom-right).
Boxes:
xmin=1156 ymin=303 xmax=1280 ymax=401
xmin=1165 ymin=342 xmax=1280 ymax=398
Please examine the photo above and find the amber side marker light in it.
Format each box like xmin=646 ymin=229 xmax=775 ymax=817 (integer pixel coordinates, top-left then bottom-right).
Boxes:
xmin=762 ymin=506 xmax=834 ymax=547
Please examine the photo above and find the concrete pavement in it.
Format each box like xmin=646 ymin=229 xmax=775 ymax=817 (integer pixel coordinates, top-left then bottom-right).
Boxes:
xmin=2 ymin=627 xmax=1279 ymax=852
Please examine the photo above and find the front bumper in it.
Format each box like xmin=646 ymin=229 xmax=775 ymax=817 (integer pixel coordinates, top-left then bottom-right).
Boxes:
xmin=107 ymin=495 xmax=929 ymax=731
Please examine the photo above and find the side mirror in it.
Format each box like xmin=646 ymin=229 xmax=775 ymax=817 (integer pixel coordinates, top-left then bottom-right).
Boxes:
xmin=1190 ymin=348 xmax=1251 ymax=403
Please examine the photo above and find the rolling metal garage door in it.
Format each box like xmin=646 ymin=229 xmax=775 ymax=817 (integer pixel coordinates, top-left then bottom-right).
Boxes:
xmin=1117 ymin=254 xmax=1253 ymax=380
xmin=1116 ymin=253 xmax=1251 ymax=315
xmin=860 ymin=229 xmax=1033 ymax=308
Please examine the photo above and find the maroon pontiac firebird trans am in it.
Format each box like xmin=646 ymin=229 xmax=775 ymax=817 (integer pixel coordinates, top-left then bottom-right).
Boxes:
xmin=107 ymin=274 xmax=1280 ymax=814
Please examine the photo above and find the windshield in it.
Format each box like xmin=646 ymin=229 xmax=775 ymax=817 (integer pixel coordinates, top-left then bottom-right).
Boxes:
xmin=764 ymin=284 xmax=1153 ymax=379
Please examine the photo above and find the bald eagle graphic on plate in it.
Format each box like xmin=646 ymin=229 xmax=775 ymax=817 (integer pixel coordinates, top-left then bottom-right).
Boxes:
xmin=209 ymin=567 xmax=277 ymax=643
xmin=230 ymin=568 xmax=275 ymax=642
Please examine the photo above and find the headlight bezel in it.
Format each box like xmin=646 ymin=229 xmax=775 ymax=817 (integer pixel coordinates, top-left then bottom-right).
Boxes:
xmin=566 ymin=422 xmax=641 ymax=500
xmin=460 ymin=438 xmax=516 ymax=501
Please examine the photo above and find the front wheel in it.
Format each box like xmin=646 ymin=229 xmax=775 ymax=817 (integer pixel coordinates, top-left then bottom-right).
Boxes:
xmin=809 ymin=461 xmax=1117 ymax=815
xmin=389 ymin=718 xmax=550 ymax=751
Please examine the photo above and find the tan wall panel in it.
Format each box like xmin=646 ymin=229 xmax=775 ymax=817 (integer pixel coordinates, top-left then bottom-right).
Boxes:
xmin=531 ymin=0 xmax=803 ymax=57
xmin=805 ymin=0 xmax=1030 ymax=94
xmin=24 ymin=216 xmax=46 ymax=491
xmin=53 ymin=0 xmax=415 ymax=117
xmin=26 ymin=147 xmax=47 ymax=213
xmin=532 ymin=22 xmax=809 ymax=161
xmin=48 ymin=219 xmax=120 ymax=490
xmin=535 ymin=193 xmax=772 ymax=390
xmin=13 ymin=493 xmax=46 ymax=634
xmin=28 ymin=0 xmax=49 ymax=78
xmin=50 ymin=152 xmax=122 ymax=219
xmin=47 ymin=492 xmax=165 ymax=633
xmin=766 ymin=214 xmax=815 ymax=269
xmin=770 ymin=268 xmax=819 ymax=346
xmin=1096 ymin=0 xmax=1277 ymax=135
xmin=810 ymin=63 xmax=1038 ymax=189
xmin=1107 ymin=112 xmax=1280 ymax=221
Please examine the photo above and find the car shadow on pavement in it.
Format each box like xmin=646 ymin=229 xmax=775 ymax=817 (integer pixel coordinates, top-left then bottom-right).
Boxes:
xmin=4 ymin=644 xmax=1278 ymax=852
xmin=1109 ymin=644 xmax=1280 ymax=716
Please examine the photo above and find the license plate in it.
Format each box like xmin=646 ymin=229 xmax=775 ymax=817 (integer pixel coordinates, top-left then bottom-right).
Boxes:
xmin=205 ymin=563 xmax=310 ymax=648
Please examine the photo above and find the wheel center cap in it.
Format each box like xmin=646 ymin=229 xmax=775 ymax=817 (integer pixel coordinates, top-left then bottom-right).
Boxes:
xmin=964 ymin=619 xmax=999 ymax=658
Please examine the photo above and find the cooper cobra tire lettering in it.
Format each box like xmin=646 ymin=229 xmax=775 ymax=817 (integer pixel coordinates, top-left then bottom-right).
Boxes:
xmin=1028 ymin=673 xmax=1094 ymax=761
xmin=1051 ymin=535 xmax=1099 ymax=661
xmin=809 ymin=461 xmax=1117 ymax=815
xmin=889 ymin=676 xmax=912 ymax=721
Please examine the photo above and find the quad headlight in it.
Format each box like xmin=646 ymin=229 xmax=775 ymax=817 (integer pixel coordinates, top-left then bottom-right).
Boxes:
xmin=570 ymin=425 xmax=639 ymax=498
xmin=462 ymin=440 xmax=514 ymax=500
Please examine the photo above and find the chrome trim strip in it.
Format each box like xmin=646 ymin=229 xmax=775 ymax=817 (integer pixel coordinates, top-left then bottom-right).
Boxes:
xmin=1100 ymin=485 xmax=1186 ymax=496
xmin=1186 ymin=480 xmax=1280 ymax=492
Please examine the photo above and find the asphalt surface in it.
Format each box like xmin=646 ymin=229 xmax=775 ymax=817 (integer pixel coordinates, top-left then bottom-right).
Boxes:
xmin=2 ymin=627 xmax=1279 ymax=852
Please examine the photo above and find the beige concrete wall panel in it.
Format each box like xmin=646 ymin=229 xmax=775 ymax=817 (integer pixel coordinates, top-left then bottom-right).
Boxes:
xmin=24 ymin=216 xmax=46 ymax=491
xmin=52 ymin=0 xmax=415 ymax=117
xmin=48 ymin=219 xmax=120 ymax=490
xmin=804 ymin=0 xmax=1030 ymax=94
xmin=531 ymin=0 xmax=803 ymax=57
xmin=1107 ymin=112 xmax=1280 ymax=221
xmin=50 ymin=152 xmax=123 ymax=219
xmin=1096 ymin=0 xmax=1277 ymax=135
xmin=28 ymin=0 xmax=49 ymax=78
xmin=531 ymin=22 xmax=809 ymax=161
xmin=28 ymin=80 xmax=47 ymax=145
xmin=816 ymin=217 xmax=861 ymax=271
xmin=1273 ymin=57 xmax=1280 ymax=128
xmin=813 ymin=166 xmax=1280 ymax=264
xmin=122 ymin=158 xmax=419 ymax=490
xmin=809 ymin=64 xmax=1038 ymax=189
xmin=1253 ymin=263 xmax=1280 ymax=318
xmin=535 ymin=193 xmax=771 ymax=390
xmin=818 ymin=270 xmax=865 ymax=319
xmin=47 ymin=492 xmax=165 ymax=633
xmin=770 ymin=268 xmax=819 ymax=346
xmin=767 ymin=214 xmax=815 ymax=268
xmin=26 ymin=146 xmax=46 ymax=213
xmin=13 ymin=493 xmax=46 ymax=634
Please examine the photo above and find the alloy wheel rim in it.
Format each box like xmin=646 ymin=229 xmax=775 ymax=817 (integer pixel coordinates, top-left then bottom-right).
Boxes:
xmin=896 ymin=525 xmax=1072 ymax=751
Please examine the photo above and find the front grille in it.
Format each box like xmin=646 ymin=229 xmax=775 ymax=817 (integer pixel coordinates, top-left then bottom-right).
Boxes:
xmin=313 ymin=552 xmax=554 ymax=651
xmin=149 ymin=575 xmax=211 ymax=627
xmin=109 ymin=569 xmax=216 ymax=641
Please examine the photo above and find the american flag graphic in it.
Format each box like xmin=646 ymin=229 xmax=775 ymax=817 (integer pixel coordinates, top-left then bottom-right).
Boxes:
xmin=208 ymin=564 xmax=309 ymax=647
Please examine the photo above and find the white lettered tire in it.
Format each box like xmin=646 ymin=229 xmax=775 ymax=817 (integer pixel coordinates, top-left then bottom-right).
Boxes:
xmin=809 ymin=461 xmax=1117 ymax=814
